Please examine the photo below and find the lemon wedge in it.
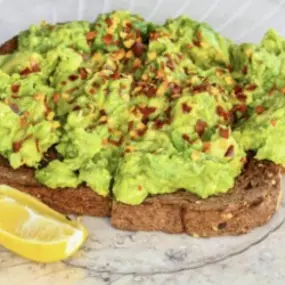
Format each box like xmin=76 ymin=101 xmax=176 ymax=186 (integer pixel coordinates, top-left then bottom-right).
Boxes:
xmin=0 ymin=185 xmax=88 ymax=263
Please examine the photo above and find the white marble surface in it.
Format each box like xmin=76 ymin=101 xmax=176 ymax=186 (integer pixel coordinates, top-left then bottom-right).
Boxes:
xmin=0 ymin=192 xmax=285 ymax=285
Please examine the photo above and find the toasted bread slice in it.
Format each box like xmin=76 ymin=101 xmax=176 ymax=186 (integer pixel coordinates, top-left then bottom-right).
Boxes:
xmin=0 ymin=36 xmax=282 ymax=236
xmin=0 ymin=37 xmax=111 ymax=217
xmin=0 ymin=157 xmax=111 ymax=216
xmin=111 ymin=159 xmax=281 ymax=236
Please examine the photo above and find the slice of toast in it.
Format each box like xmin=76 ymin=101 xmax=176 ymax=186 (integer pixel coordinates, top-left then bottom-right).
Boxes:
xmin=0 ymin=157 xmax=111 ymax=216
xmin=0 ymin=37 xmax=111 ymax=217
xmin=111 ymin=159 xmax=281 ymax=236
xmin=0 ymin=36 xmax=282 ymax=236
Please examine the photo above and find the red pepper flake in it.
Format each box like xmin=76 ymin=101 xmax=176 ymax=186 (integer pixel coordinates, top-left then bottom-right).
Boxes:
xmin=103 ymin=34 xmax=113 ymax=45
xmin=108 ymin=136 xmax=124 ymax=147
xmin=52 ymin=93 xmax=61 ymax=104
xmin=86 ymin=31 xmax=97 ymax=41
xmin=242 ymin=65 xmax=248 ymax=75
xmin=271 ymin=120 xmax=277 ymax=126
xmin=111 ymin=70 xmax=120 ymax=80
xmin=202 ymin=142 xmax=211 ymax=153
xmin=138 ymin=106 xmax=156 ymax=119
xmin=105 ymin=17 xmax=113 ymax=27
xmin=61 ymin=81 xmax=67 ymax=86
xmin=193 ymin=39 xmax=201 ymax=47
xmin=150 ymin=31 xmax=159 ymax=40
xmin=153 ymin=119 xmax=165 ymax=129
xmin=182 ymin=134 xmax=191 ymax=143
xmin=234 ymin=85 xmax=247 ymax=101
xmin=89 ymin=88 xmax=95 ymax=95
xmin=192 ymin=84 xmax=208 ymax=93
xmin=182 ymin=102 xmax=192 ymax=114
xmin=246 ymin=84 xmax=257 ymax=91
xmin=166 ymin=58 xmax=175 ymax=70
xmin=216 ymin=105 xmax=229 ymax=121
xmin=137 ymin=127 xmax=148 ymax=137
xmin=195 ymin=120 xmax=208 ymax=137
xmin=78 ymin=68 xmax=88 ymax=80
xmin=31 ymin=63 xmax=40 ymax=73
xmin=255 ymin=105 xmax=265 ymax=114
xmin=47 ymin=149 xmax=57 ymax=160
xmin=11 ymin=84 xmax=20 ymax=93
xmin=219 ymin=127 xmax=230 ymax=139
xmin=23 ymin=111 xmax=30 ymax=117
xmin=138 ymin=185 xmax=142 ymax=191
xmin=20 ymin=67 xmax=32 ymax=76
xmin=236 ymin=93 xmax=247 ymax=102
xmin=132 ymin=42 xmax=144 ymax=57
xmin=225 ymin=145 xmax=234 ymax=158
xmin=20 ymin=117 xmax=28 ymax=128
xmin=128 ymin=121 xmax=134 ymax=131
xmin=234 ymin=85 xmax=243 ymax=94
xmin=171 ymin=84 xmax=182 ymax=95
xmin=12 ymin=141 xmax=23 ymax=152
xmin=197 ymin=31 xmax=203 ymax=42
xmin=231 ymin=104 xmax=247 ymax=114
xmin=68 ymin=74 xmax=79 ymax=81
xmin=145 ymin=86 xmax=157 ymax=98
xmin=9 ymin=103 xmax=20 ymax=114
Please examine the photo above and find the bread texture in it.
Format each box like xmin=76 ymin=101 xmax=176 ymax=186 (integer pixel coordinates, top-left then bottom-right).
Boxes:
xmin=0 ymin=157 xmax=111 ymax=216
xmin=0 ymin=36 xmax=282 ymax=236
xmin=111 ymin=159 xmax=281 ymax=236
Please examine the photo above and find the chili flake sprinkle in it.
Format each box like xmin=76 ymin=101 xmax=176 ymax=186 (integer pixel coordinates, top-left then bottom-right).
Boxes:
xmin=182 ymin=102 xmax=192 ymax=114
xmin=11 ymin=84 xmax=20 ymax=93
xmin=219 ymin=127 xmax=230 ymax=139
xmin=195 ymin=120 xmax=208 ymax=137
xmin=182 ymin=134 xmax=191 ymax=143
xmin=255 ymin=105 xmax=265 ymax=114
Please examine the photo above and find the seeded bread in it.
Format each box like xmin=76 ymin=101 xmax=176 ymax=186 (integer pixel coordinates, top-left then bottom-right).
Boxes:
xmin=0 ymin=36 xmax=282 ymax=236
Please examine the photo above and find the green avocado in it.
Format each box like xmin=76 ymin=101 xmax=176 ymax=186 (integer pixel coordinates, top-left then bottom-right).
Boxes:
xmin=0 ymin=11 xmax=284 ymax=205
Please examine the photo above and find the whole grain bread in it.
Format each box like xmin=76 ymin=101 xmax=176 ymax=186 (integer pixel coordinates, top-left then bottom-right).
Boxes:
xmin=0 ymin=36 xmax=282 ymax=237
xmin=112 ymin=159 xmax=281 ymax=236
xmin=0 ymin=157 xmax=111 ymax=216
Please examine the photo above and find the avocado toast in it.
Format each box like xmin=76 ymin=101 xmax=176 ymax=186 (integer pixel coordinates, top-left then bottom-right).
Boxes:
xmin=0 ymin=11 xmax=283 ymax=237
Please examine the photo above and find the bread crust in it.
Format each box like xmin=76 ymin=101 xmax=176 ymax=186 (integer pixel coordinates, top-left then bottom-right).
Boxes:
xmin=111 ymin=159 xmax=281 ymax=236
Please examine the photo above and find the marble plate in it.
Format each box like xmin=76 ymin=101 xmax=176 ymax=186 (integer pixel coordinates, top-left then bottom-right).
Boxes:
xmin=65 ymin=188 xmax=285 ymax=275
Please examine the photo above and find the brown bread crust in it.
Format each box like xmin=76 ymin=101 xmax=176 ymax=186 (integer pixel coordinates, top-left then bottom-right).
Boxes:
xmin=0 ymin=36 xmax=282 ymax=236
xmin=111 ymin=159 xmax=281 ymax=236
xmin=0 ymin=157 xmax=111 ymax=216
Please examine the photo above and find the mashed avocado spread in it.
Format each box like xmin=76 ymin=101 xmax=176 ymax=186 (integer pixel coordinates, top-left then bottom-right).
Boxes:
xmin=0 ymin=11 xmax=284 ymax=205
